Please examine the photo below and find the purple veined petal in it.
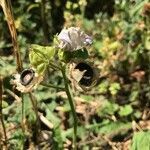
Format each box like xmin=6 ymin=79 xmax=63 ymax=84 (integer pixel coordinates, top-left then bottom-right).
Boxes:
xmin=58 ymin=29 xmax=72 ymax=44
xmin=58 ymin=27 xmax=93 ymax=51
xmin=59 ymin=40 xmax=72 ymax=51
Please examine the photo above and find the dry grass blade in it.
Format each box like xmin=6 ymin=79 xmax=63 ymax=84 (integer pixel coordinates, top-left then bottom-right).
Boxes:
xmin=0 ymin=0 xmax=22 ymax=72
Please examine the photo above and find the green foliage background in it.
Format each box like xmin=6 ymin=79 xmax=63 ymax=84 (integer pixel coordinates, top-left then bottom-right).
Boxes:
xmin=0 ymin=0 xmax=150 ymax=149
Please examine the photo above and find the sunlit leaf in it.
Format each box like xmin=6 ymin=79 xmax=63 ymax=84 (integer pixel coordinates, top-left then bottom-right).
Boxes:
xmin=131 ymin=131 xmax=150 ymax=150
xmin=119 ymin=105 xmax=133 ymax=117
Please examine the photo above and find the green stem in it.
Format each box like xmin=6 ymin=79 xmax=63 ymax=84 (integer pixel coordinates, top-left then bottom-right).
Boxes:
xmin=61 ymin=65 xmax=77 ymax=150
xmin=48 ymin=61 xmax=61 ymax=70
xmin=41 ymin=83 xmax=65 ymax=90
xmin=21 ymin=93 xmax=25 ymax=131
xmin=29 ymin=93 xmax=41 ymax=144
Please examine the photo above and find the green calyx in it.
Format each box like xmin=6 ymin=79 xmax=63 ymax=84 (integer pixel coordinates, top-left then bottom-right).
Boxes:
xmin=58 ymin=48 xmax=89 ymax=63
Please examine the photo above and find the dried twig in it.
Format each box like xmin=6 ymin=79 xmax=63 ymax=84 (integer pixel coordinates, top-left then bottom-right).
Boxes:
xmin=0 ymin=76 xmax=8 ymax=149
xmin=38 ymin=112 xmax=54 ymax=129
xmin=0 ymin=0 xmax=23 ymax=72
xmin=41 ymin=0 xmax=49 ymax=44
xmin=5 ymin=88 xmax=21 ymax=102
xmin=102 ymin=135 xmax=118 ymax=150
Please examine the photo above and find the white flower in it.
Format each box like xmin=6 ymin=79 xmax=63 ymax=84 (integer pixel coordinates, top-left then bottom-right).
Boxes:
xmin=11 ymin=68 xmax=43 ymax=93
xmin=58 ymin=27 xmax=92 ymax=51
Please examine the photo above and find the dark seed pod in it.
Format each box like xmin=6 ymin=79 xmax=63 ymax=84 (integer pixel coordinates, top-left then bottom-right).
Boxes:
xmin=75 ymin=62 xmax=94 ymax=87
xmin=69 ymin=61 xmax=98 ymax=91
xmin=20 ymin=69 xmax=35 ymax=86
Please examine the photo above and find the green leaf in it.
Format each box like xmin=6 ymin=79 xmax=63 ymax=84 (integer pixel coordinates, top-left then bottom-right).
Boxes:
xmin=98 ymin=101 xmax=119 ymax=116
xmin=108 ymin=41 xmax=122 ymax=51
xmin=53 ymin=127 xmax=64 ymax=149
xmin=29 ymin=51 xmax=43 ymax=67
xmin=83 ymin=19 xmax=94 ymax=31
xmin=129 ymin=91 xmax=139 ymax=102
xmin=37 ymin=63 xmax=47 ymax=74
xmin=98 ymin=121 xmax=131 ymax=134
xmin=145 ymin=36 xmax=150 ymax=50
xmin=81 ymin=95 xmax=93 ymax=102
xmin=94 ymin=41 xmax=103 ymax=51
xmin=131 ymin=131 xmax=150 ymax=150
xmin=98 ymin=80 xmax=109 ymax=94
xmin=45 ymin=46 xmax=55 ymax=59
xmin=45 ymin=108 xmax=61 ymax=127
xmin=27 ymin=110 xmax=36 ymax=123
xmin=29 ymin=44 xmax=55 ymax=64
xmin=29 ymin=45 xmax=46 ymax=66
xmin=2 ymin=100 xmax=9 ymax=108
xmin=86 ymin=120 xmax=131 ymax=135
xmin=10 ymin=129 xmax=25 ymax=149
xmin=119 ymin=105 xmax=133 ymax=117
xmin=109 ymin=82 xmax=121 ymax=95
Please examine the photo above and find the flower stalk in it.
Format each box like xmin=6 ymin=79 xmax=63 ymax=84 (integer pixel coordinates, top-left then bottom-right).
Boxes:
xmin=41 ymin=83 xmax=65 ymax=90
xmin=61 ymin=65 xmax=77 ymax=150
xmin=29 ymin=92 xmax=41 ymax=144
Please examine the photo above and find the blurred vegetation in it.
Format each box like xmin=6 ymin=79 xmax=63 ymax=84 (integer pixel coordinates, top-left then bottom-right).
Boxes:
xmin=0 ymin=0 xmax=150 ymax=149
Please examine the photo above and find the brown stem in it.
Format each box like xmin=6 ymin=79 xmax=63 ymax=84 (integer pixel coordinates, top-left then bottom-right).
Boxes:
xmin=41 ymin=0 xmax=49 ymax=44
xmin=0 ymin=76 xmax=8 ymax=149
xmin=0 ymin=0 xmax=23 ymax=72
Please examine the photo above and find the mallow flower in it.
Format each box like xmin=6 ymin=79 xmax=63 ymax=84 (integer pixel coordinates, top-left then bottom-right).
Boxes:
xmin=11 ymin=68 xmax=43 ymax=93
xmin=58 ymin=27 xmax=92 ymax=51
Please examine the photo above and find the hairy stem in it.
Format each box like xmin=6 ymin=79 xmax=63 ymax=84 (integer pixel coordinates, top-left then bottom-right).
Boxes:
xmin=61 ymin=65 xmax=77 ymax=150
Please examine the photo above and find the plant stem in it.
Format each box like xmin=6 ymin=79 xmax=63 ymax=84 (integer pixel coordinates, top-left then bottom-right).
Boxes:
xmin=21 ymin=93 xmax=25 ymax=132
xmin=29 ymin=93 xmax=41 ymax=144
xmin=0 ymin=0 xmax=23 ymax=72
xmin=41 ymin=0 xmax=49 ymax=44
xmin=0 ymin=76 xmax=8 ymax=149
xmin=61 ymin=65 xmax=77 ymax=150
xmin=48 ymin=61 xmax=61 ymax=70
xmin=41 ymin=83 xmax=65 ymax=90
